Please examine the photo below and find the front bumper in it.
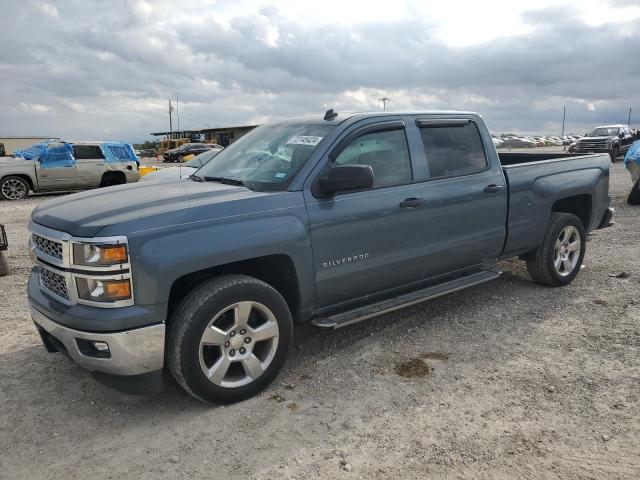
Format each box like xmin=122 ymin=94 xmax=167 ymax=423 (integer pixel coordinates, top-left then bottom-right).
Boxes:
xmin=597 ymin=207 xmax=615 ymax=229
xmin=31 ymin=305 xmax=165 ymax=376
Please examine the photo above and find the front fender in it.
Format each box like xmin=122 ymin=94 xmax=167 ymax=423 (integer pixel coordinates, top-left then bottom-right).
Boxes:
xmin=130 ymin=208 xmax=313 ymax=311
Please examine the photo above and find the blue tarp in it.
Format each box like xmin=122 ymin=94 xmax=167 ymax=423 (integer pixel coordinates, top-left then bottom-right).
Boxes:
xmin=40 ymin=143 xmax=75 ymax=168
xmin=15 ymin=140 xmax=138 ymax=166
xmin=624 ymin=140 xmax=640 ymax=168
xmin=14 ymin=141 xmax=75 ymax=168
xmin=100 ymin=142 xmax=139 ymax=164
xmin=13 ymin=140 xmax=58 ymax=160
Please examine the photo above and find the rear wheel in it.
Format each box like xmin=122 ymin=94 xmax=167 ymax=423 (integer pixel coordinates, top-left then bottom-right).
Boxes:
xmin=0 ymin=176 xmax=29 ymax=200
xmin=99 ymin=172 xmax=126 ymax=187
xmin=526 ymin=213 xmax=586 ymax=286
xmin=168 ymin=275 xmax=293 ymax=404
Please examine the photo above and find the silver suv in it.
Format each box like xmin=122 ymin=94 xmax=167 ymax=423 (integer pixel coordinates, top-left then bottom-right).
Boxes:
xmin=0 ymin=141 xmax=140 ymax=200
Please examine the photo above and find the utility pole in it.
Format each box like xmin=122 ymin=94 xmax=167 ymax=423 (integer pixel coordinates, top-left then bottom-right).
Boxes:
xmin=168 ymin=99 xmax=174 ymax=138
xmin=561 ymin=105 xmax=566 ymax=137
xmin=628 ymin=107 xmax=632 ymax=126
xmin=379 ymin=97 xmax=390 ymax=111
xmin=176 ymin=93 xmax=181 ymax=133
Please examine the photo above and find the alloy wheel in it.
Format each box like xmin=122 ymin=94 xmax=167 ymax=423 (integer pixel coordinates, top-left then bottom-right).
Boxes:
xmin=1 ymin=179 xmax=27 ymax=200
xmin=198 ymin=301 xmax=279 ymax=388
xmin=553 ymin=225 xmax=581 ymax=276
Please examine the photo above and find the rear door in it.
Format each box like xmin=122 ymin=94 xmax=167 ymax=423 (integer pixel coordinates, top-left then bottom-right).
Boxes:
xmin=406 ymin=117 xmax=507 ymax=276
xmin=74 ymin=144 xmax=105 ymax=187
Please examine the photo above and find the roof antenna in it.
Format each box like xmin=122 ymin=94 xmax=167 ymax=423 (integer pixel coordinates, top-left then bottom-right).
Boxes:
xmin=324 ymin=108 xmax=338 ymax=121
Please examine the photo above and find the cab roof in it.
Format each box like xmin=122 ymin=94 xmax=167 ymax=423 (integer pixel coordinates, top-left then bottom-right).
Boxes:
xmin=270 ymin=110 xmax=480 ymax=126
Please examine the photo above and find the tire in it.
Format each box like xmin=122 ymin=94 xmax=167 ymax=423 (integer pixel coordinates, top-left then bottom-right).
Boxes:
xmin=0 ymin=176 xmax=29 ymax=200
xmin=168 ymin=275 xmax=293 ymax=404
xmin=0 ymin=252 xmax=8 ymax=276
xmin=627 ymin=179 xmax=640 ymax=205
xmin=99 ymin=173 xmax=126 ymax=188
xmin=526 ymin=213 xmax=586 ymax=287
xmin=610 ymin=146 xmax=618 ymax=162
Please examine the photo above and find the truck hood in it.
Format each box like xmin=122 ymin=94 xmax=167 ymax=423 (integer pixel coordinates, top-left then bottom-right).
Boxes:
xmin=31 ymin=179 xmax=284 ymax=237
xmin=0 ymin=156 xmax=32 ymax=165
xmin=580 ymin=136 xmax=615 ymax=141
xmin=139 ymin=166 xmax=196 ymax=182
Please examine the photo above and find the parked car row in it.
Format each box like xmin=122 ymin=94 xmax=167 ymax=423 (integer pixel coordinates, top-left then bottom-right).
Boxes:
xmin=493 ymin=134 xmax=583 ymax=149
xmin=162 ymin=143 xmax=223 ymax=162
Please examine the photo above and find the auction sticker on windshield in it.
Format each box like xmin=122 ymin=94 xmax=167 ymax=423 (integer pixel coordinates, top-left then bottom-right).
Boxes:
xmin=286 ymin=136 xmax=323 ymax=146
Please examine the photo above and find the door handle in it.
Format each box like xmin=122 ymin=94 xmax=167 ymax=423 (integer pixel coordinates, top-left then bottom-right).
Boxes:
xmin=484 ymin=184 xmax=503 ymax=194
xmin=399 ymin=197 xmax=426 ymax=208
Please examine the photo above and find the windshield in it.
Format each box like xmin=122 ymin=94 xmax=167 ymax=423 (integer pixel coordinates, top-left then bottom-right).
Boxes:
xmin=184 ymin=149 xmax=221 ymax=168
xmin=196 ymin=123 xmax=333 ymax=190
xmin=588 ymin=127 xmax=620 ymax=137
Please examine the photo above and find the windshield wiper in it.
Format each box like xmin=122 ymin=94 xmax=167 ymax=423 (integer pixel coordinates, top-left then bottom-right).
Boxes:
xmin=203 ymin=176 xmax=252 ymax=189
xmin=190 ymin=174 xmax=203 ymax=182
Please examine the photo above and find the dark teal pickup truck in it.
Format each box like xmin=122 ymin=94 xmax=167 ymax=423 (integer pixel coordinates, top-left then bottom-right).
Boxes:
xmin=27 ymin=110 xmax=613 ymax=403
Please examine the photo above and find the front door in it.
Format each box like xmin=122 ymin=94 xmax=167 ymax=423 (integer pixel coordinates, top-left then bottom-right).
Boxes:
xmin=35 ymin=148 xmax=76 ymax=190
xmin=304 ymin=120 xmax=431 ymax=309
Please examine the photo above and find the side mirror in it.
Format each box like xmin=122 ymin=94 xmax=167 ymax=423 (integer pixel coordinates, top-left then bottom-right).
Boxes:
xmin=317 ymin=164 xmax=374 ymax=196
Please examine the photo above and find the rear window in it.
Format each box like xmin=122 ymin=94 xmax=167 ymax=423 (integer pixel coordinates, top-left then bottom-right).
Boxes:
xmin=419 ymin=122 xmax=487 ymax=178
xmin=73 ymin=145 xmax=104 ymax=160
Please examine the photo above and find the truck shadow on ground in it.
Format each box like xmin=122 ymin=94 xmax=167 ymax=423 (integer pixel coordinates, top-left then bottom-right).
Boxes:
xmin=0 ymin=260 xmax=546 ymax=419
xmin=2 ymin=261 xmax=542 ymax=422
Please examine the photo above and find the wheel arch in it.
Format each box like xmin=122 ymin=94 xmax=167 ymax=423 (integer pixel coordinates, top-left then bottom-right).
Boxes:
xmin=100 ymin=170 xmax=126 ymax=186
xmin=1 ymin=173 xmax=34 ymax=191
xmin=167 ymin=254 xmax=302 ymax=326
xmin=551 ymin=194 xmax=592 ymax=229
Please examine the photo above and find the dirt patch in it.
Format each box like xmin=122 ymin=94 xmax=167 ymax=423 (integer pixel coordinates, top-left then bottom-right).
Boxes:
xmin=394 ymin=358 xmax=431 ymax=378
xmin=421 ymin=351 xmax=449 ymax=361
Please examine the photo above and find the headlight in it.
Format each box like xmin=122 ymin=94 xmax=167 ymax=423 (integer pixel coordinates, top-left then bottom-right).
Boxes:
xmin=73 ymin=243 xmax=128 ymax=266
xmin=76 ymin=277 xmax=132 ymax=302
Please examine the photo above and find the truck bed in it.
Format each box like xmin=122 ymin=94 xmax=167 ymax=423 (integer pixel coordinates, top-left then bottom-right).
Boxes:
xmin=498 ymin=152 xmax=611 ymax=258
xmin=498 ymin=152 xmax=585 ymax=166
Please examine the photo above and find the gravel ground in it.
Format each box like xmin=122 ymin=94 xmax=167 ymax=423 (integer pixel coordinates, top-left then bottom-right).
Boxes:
xmin=0 ymin=161 xmax=638 ymax=479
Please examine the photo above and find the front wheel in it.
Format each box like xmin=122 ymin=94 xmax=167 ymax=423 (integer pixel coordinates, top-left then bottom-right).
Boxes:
xmin=610 ymin=146 xmax=618 ymax=162
xmin=526 ymin=213 xmax=586 ymax=286
xmin=168 ymin=275 xmax=293 ymax=404
xmin=0 ymin=176 xmax=29 ymax=200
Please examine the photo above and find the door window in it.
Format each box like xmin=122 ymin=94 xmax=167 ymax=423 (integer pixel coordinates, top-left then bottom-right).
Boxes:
xmin=419 ymin=123 xmax=487 ymax=179
xmin=73 ymin=145 xmax=105 ymax=160
xmin=334 ymin=129 xmax=412 ymax=188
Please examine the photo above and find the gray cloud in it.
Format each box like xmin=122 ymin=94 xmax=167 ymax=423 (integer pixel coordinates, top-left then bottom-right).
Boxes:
xmin=0 ymin=0 xmax=638 ymax=141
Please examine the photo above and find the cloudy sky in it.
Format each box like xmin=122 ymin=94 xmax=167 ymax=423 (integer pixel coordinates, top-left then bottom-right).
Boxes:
xmin=1 ymin=0 xmax=639 ymax=142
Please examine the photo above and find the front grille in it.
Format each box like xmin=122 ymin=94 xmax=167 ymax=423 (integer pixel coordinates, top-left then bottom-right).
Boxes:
xmin=40 ymin=268 xmax=69 ymax=300
xmin=32 ymin=234 xmax=63 ymax=260
xmin=577 ymin=140 xmax=608 ymax=150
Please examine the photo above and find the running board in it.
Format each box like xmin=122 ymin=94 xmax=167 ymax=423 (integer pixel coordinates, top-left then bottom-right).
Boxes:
xmin=311 ymin=269 xmax=501 ymax=329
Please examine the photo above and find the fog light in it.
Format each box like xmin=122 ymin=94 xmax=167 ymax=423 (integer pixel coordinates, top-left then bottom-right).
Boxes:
xmin=91 ymin=341 xmax=109 ymax=352
xmin=75 ymin=338 xmax=111 ymax=358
